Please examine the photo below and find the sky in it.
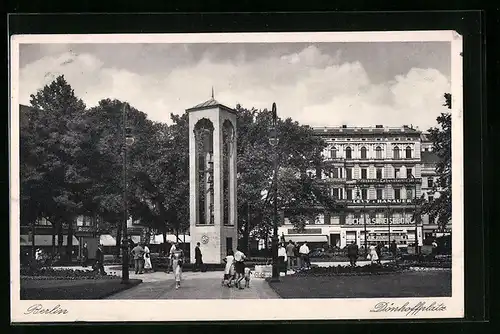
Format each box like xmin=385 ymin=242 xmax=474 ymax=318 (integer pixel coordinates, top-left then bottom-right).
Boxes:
xmin=18 ymin=41 xmax=451 ymax=131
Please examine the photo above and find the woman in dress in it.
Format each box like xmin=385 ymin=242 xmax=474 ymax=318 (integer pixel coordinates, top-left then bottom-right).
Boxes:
xmin=367 ymin=243 xmax=379 ymax=264
xmin=144 ymin=244 xmax=153 ymax=272
xmin=223 ymin=249 xmax=235 ymax=287
xmin=172 ymin=246 xmax=184 ymax=289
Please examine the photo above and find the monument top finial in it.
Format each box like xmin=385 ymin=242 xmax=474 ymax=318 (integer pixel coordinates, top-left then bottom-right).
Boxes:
xmin=211 ymin=86 xmax=214 ymax=99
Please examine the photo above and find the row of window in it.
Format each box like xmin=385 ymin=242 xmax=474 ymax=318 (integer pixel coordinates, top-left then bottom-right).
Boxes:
xmin=328 ymin=146 xmax=414 ymax=160
xmin=326 ymin=166 xmax=414 ymax=180
xmin=331 ymin=187 xmax=418 ymax=200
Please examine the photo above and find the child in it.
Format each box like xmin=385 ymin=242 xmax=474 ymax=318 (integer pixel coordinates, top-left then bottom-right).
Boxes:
xmin=222 ymin=250 xmax=236 ymax=287
xmin=244 ymin=267 xmax=252 ymax=288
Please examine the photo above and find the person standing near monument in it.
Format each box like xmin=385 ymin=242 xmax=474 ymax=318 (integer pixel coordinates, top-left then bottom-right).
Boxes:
xmin=131 ymin=243 xmax=145 ymax=274
xmin=172 ymin=247 xmax=185 ymax=289
xmin=299 ymin=242 xmax=310 ymax=269
xmin=278 ymin=243 xmax=287 ymax=275
xmin=286 ymin=240 xmax=296 ymax=270
xmin=233 ymin=246 xmax=246 ymax=289
xmin=194 ymin=242 xmax=203 ymax=272
xmin=94 ymin=244 xmax=105 ymax=275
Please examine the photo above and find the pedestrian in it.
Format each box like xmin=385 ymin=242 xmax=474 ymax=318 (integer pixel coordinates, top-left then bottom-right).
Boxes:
xmin=299 ymin=242 xmax=310 ymax=269
xmin=347 ymin=241 xmax=359 ymax=266
xmin=131 ymin=242 xmax=145 ymax=274
xmin=390 ymin=240 xmax=398 ymax=261
xmin=367 ymin=243 xmax=379 ymax=264
xmin=81 ymin=242 xmax=89 ymax=267
xmin=234 ymin=246 xmax=246 ymax=289
xmin=294 ymin=242 xmax=301 ymax=268
xmin=94 ymin=244 xmax=105 ymax=275
xmin=286 ymin=240 xmax=296 ymax=271
xmin=144 ymin=244 xmax=153 ymax=272
xmin=194 ymin=242 xmax=203 ymax=272
xmin=432 ymin=239 xmax=438 ymax=255
xmin=375 ymin=242 xmax=382 ymax=264
xmin=172 ymin=246 xmax=184 ymax=289
xmin=223 ymin=249 xmax=235 ymax=287
xmin=278 ymin=243 xmax=287 ymax=275
xmin=168 ymin=242 xmax=177 ymax=273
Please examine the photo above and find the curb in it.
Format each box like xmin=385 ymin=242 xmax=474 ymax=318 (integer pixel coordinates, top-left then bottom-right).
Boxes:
xmin=99 ymin=279 xmax=143 ymax=299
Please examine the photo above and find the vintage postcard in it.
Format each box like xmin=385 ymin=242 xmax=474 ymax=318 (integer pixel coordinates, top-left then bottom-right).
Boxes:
xmin=10 ymin=31 xmax=464 ymax=322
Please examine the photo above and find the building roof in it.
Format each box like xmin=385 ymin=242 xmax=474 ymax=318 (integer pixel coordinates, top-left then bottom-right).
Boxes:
xmin=421 ymin=151 xmax=441 ymax=164
xmin=312 ymin=125 xmax=421 ymax=137
xmin=186 ymin=98 xmax=236 ymax=114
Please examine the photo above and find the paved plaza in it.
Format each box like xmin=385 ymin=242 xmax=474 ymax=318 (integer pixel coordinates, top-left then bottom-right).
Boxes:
xmin=104 ymin=268 xmax=280 ymax=299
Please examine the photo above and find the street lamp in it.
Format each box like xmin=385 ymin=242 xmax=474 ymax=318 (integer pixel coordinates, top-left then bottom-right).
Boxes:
xmin=356 ymin=187 xmax=368 ymax=256
xmin=409 ymin=174 xmax=420 ymax=256
xmin=121 ymin=102 xmax=135 ymax=284
xmin=268 ymin=103 xmax=280 ymax=283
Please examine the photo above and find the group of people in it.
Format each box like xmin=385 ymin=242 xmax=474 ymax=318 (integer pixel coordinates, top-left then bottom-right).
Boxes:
xmin=222 ymin=247 xmax=251 ymax=289
xmin=130 ymin=242 xmax=153 ymax=274
xmin=277 ymin=240 xmax=311 ymax=271
xmin=346 ymin=240 xmax=400 ymax=266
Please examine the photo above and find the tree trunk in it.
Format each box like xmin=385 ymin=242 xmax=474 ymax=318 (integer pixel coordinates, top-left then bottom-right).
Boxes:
xmin=162 ymin=229 xmax=167 ymax=255
xmin=52 ymin=223 xmax=56 ymax=257
xmin=31 ymin=219 xmax=36 ymax=260
xmin=67 ymin=218 xmax=74 ymax=262
xmin=57 ymin=221 xmax=64 ymax=256
xmin=115 ymin=222 xmax=122 ymax=257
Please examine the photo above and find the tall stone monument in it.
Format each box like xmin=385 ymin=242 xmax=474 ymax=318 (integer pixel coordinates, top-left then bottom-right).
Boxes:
xmin=187 ymin=94 xmax=237 ymax=264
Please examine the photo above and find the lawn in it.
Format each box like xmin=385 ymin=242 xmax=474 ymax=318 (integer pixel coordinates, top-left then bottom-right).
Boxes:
xmin=20 ymin=278 xmax=142 ymax=300
xmin=268 ymin=270 xmax=451 ymax=298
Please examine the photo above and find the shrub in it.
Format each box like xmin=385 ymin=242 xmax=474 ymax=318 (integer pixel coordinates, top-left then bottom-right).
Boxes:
xmin=293 ymin=263 xmax=407 ymax=277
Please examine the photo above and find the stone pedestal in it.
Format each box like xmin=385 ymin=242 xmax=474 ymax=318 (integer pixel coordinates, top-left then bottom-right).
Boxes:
xmin=188 ymin=98 xmax=238 ymax=264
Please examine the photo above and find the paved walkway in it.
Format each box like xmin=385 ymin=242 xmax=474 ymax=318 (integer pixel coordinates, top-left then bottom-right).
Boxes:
xmin=104 ymin=269 xmax=279 ymax=299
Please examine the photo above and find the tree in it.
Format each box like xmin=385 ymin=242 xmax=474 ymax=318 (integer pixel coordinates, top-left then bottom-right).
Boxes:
xmin=22 ymin=75 xmax=90 ymax=260
xmin=422 ymin=93 xmax=452 ymax=230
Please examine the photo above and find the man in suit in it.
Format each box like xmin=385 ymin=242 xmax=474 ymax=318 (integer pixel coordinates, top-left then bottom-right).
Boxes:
xmin=194 ymin=242 xmax=203 ymax=272
xmin=81 ymin=242 xmax=89 ymax=267
xmin=131 ymin=243 xmax=145 ymax=274
xmin=94 ymin=244 xmax=105 ymax=275
xmin=347 ymin=241 xmax=359 ymax=266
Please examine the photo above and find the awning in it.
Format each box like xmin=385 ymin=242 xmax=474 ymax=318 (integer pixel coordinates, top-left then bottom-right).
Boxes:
xmin=20 ymin=235 xmax=80 ymax=247
xmin=285 ymin=235 xmax=328 ymax=243
xmin=151 ymin=234 xmax=191 ymax=244
xmin=100 ymin=234 xmax=117 ymax=246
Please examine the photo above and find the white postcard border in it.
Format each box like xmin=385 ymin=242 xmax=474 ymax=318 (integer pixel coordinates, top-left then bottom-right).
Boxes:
xmin=9 ymin=31 xmax=464 ymax=322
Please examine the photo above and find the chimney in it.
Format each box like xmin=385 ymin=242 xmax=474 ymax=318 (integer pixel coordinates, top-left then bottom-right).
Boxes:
xmin=375 ymin=125 xmax=383 ymax=128
xmin=342 ymin=125 xmax=347 ymax=128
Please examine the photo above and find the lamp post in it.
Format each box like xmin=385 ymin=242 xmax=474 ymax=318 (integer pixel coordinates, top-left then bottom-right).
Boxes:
xmin=269 ymin=103 xmax=280 ymax=282
xmin=356 ymin=187 xmax=368 ymax=255
xmin=409 ymin=174 xmax=420 ymax=256
xmin=121 ymin=103 xmax=135 ymax=284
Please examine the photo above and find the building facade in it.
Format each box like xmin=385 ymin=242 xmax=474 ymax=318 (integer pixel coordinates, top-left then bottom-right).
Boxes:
xmin=278 ymin=125 xmax=427 ymax=249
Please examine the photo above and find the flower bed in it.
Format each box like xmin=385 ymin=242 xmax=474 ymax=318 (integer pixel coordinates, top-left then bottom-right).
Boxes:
xmin=20 ymin=266 xmax=120 ymax=280
xmin=293 ymin=263 xmax=407 ymax=277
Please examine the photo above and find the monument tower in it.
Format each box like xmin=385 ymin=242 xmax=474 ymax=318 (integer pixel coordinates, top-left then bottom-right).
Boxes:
xmin=187 ymin=91 xmax=238 ymax=264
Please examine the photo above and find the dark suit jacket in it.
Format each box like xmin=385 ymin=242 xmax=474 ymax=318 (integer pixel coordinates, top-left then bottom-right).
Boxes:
xmin=195 ymin=246 xmax=202 ymax=261
xmin=95 ymin=248 xmax=104 ymax=262
xmin=347 ymin=244 xmax=359 ymax=256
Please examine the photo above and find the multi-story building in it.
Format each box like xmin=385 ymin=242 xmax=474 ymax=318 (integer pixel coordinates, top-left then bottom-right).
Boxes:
xmin=278 ymin=124 xmax=425 ymax=249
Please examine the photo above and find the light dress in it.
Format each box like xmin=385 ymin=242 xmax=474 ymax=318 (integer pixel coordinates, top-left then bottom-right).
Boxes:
xmin=172 ymin=250 xmax=184 ymax=282
xmin=144 ymin=246 xmax=152 ymax=270
xmin=224 ymin=255 xmax=235 ymax=276
xmin=368 ymin=245 xmax=379 ymax=261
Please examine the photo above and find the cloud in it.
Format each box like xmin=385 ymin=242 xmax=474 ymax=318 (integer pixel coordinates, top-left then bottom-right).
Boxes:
xmin=18 ymin=44 xmax=450 ymax=130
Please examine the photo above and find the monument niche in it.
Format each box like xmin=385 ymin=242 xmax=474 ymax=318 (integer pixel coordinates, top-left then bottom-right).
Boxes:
xmin=187 ymin=97 xmax=237 ymax=264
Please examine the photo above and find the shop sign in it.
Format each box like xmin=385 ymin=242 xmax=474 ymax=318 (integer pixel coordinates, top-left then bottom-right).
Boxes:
xmin=347 ymin=217 xmax=415 ymax=225
xmin=350 ymin=199 xmax=414 ymax=205
xmin=357 ymin=178 xmax=421 ymax=184
xmin=287 ymin=228 xmax=322 ymax=234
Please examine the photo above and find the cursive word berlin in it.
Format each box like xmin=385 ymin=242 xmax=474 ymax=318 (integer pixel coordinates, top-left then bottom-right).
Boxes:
xmin=24 ymin=304 xmax=68 ymax=315
xmin=370 ymin=301 xmax=446 ymax=316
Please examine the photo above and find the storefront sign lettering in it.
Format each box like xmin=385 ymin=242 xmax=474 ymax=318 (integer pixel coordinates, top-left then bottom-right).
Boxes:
xmin=348 ymin=217 xmax=414 ymax=225
xmin=287 ymin=228 xmax=322 ymax=234
xmin=350 ymin=199 xmax=414 ymax=204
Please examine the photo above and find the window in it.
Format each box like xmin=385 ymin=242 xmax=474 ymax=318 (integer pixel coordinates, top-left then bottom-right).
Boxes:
xmin=346 ymin=168 xmax=353 ymax=180
xmin=393 ymin=147 xmax=400 ymax=159
xmin=346 ymin=189 xmax=353 ymax=200
xmin=361 ymin=188 xmax=368 ymax=200
xmin=428 ymin=195 xmax=434 ymax=202
xmin=330 ymin=147 xmax=337 ymax=159
xmin=406 ymin=188 xmax=413 ymax=200
xmin=394 ymin=167 xmax=400 ymax=178
xmin=376 ymin=188 xmax=383 ymax=199
xmin=226 ymin=237 xmax=233 ymax=253
xmin=406 ymin=167 xmax=413 ymax=178
xmin=375 ymin=146 xmax=382 ymax=159
xmin=332 ymin=188 xmax=340 ymax=199
xmin=428 ymin=178 xmax=434 ymax=188
xmin=361 ymin=168 xmax=367 ymax=179
xmin=361 ymin=146 xmax=367 ymax=159
xmin=405 ymin=146 xmax=412 ymax=159
xmin=332 ymin=168 xmax=339 ymax=178
xmin=394 ymin=188 xmax=401 ymax=200
xmin=376 ymin=168 xmax=383 ymax=179
xmin=345 ymin=147 xmax=352 ymax=159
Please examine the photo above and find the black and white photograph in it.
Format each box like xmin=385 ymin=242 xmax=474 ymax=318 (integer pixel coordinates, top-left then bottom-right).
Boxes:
xmin=10 ymin=31 xmax=464 ymax=322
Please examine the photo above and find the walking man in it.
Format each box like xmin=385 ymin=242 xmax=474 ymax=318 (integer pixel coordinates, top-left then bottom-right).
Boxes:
xmin=194 ymin=242 xmax=203 ymax=272
xmin=390 ymin=240 xmax=398 ymax=262
xmin=286 ymin=240 xmax=296 ymax=270
xmin=299 ymin=242 xmax=310 ymax=269
xmin=94 ymin=244 xmax=105 ymax=275
xmin=347 ymin=241 xmax=359 ymax=266
xmin=131 ymin=242 xmax=145 ymax=274
xmin=81 ymin=242 xmax=89 ymax=267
